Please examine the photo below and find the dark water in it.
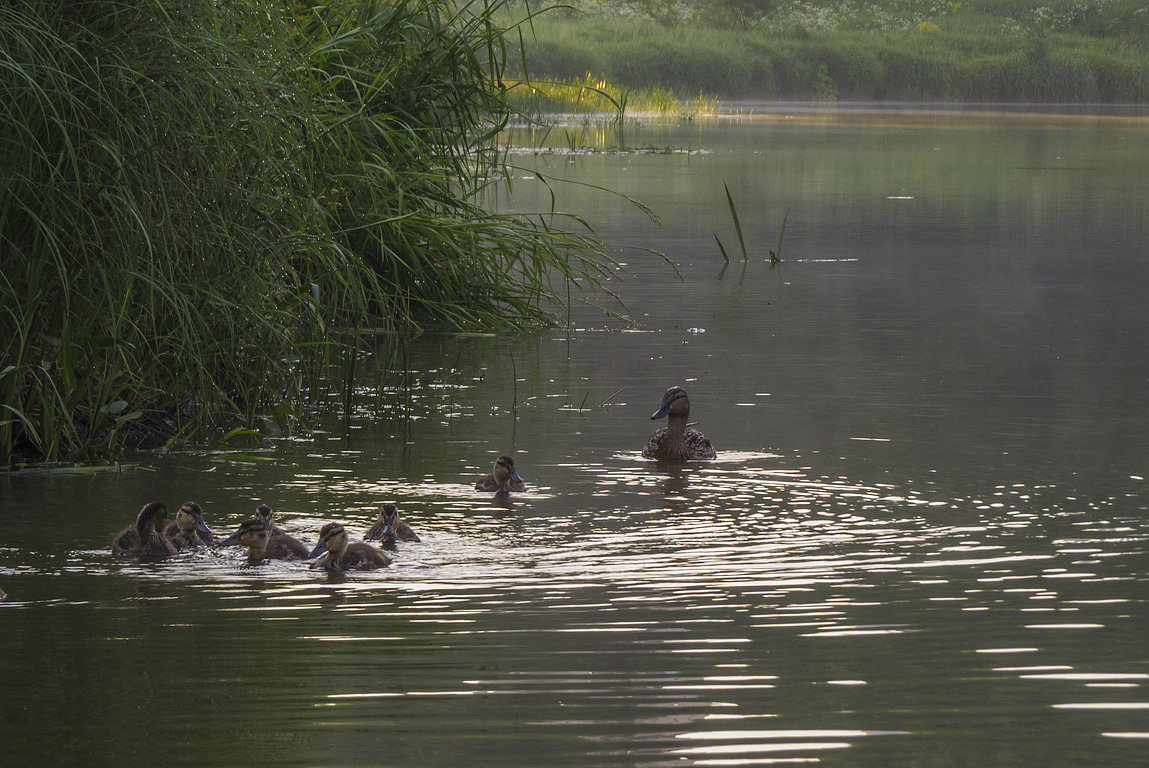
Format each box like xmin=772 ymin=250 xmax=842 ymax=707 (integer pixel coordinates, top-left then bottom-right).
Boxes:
xmin=3 ymin=107 xmax=1148 ymax=767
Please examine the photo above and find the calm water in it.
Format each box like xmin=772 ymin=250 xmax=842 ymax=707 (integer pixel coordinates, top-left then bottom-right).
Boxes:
xmin=3 ymin=107 xmax=1148 ymax=767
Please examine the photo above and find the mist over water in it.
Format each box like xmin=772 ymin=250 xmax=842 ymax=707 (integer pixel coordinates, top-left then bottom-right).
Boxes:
xmin=3 ymin=107 xmax=1147 ymax=767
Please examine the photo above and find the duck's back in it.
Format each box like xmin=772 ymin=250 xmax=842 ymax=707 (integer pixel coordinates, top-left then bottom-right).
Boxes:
xmin=112 ymin=526 xmax=141 ymax=556
xmin=266 ymin=533 xmax=309 ymax=560
xmin=339 ymin=543 xmax=391 ymax=570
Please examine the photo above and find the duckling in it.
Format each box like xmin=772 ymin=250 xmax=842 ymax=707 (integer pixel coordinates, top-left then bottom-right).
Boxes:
xmin=164 ymin=501 xmax=215 ymax=551
xmin=642 ymin=386 xmax=716 ymax=461
xmin=229 ymin=517 xmax=273 ymax=567
xmin=475 ymin=455 xmax=526 ymax=492
xmin=112 ymin=501 xmax=178 ymax=559
xmin=365 ymin=502 xmax=421 ymax=543
xmin=219 ymin=504 xmax=309 ymax=560
xmin=309 ymin=522 xmax=390 ymax=573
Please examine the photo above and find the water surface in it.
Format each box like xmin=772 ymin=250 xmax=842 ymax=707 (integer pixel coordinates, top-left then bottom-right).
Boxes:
xmin=2 ymin=107 xmax=1147 ymax=767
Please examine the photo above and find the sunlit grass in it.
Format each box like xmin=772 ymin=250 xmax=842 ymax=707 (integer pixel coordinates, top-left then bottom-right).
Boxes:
xmin=507 ymin=73 xmax=718 ymax=119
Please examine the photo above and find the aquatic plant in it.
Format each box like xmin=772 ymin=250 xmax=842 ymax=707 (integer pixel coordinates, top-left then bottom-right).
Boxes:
xmin=714 ymin=182 xmax=749 ymax=263
xmin=0 ymin=0 xmax=613 ymax=463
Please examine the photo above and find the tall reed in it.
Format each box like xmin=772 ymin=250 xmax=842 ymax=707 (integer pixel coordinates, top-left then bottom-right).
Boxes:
xmin=0 ymin=0 xmax=611 ymax=463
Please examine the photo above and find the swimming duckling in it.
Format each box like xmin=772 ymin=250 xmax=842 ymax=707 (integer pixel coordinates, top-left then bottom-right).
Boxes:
xmin=309 ymin=522 xmax=391 ymax=573
xmin=164 ymin=501 xmax=215 ymax=551
xmin=229 ymin=517 xmax=273 ymax=567
xmin=112 ymin=501 xmax=178 ymax=559
xmin=219 ymin=504 xmax=309 ymax=560
xmin=642 ymin=386 xmax=716 ymax=461
xmin=365 ymin=502 xmax=421 ymax=543
xmin=475 ymin=455 xmax=525 ymax=492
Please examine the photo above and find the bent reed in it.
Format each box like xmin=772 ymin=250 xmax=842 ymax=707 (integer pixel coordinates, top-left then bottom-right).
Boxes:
xmin=0 ymin=0 xmax=612 ymax=463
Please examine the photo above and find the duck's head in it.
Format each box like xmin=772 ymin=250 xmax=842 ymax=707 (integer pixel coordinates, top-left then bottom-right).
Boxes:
xmin=651 ymin=386 xmax=691 ymax=421
xmin=377 ymin=503 xmax=399 ymax=538
xmin=220 ymin=504 xmax=273 ymax=546
xmin=135 ymin=501 xmax=168 ymax=537
xmin=493 ymin=455 xmax=522 ymax=486
xmin=255 ymin=503 xmax=274 ymax=524
xmin=175 ymin=501 xmax=213 ymax=538
xmin=309 ymin=522 xmax=348 ymax=558
xmin=233 ymin=518 xmax=270 ymax=557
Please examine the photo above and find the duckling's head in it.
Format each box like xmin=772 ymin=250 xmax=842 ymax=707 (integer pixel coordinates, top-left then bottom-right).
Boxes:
xmin=175 ymin=501 xmax=213 ymax=538
xmin=651 ymin=386 xmax=690 ymax=421
xmin=220 ymin=504 xmax=273 ymax=546
xmin=310 ymin=522 xmax=348 ymax=558
xmin=135 ymin=501 xmax=168 ymax=537
xmin=234 ymin=518 xmax=270 ymax=557
xmin=493 ymin=455 xmax=522 ymax=486
xmin=377 ymin=503 xmax=399 ymax=538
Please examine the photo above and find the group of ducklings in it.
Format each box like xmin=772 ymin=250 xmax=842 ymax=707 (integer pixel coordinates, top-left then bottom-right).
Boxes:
xmin=109 ymin=386 xmax=713 ymax=573
xmin=113 ymin=498 xmax=426 ymax=572
xmin=110 ymin=454 xmax=526 ymax=572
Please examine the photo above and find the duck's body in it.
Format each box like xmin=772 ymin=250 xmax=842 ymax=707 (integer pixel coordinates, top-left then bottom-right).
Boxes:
xmin=310 ymin=523 xmax=390 ymax=573
xmin=265 ymin=531 xmax=310 ymax=560
xmin=220 ymin=504 xmax=307 ymax=560
xmin=642 ymin=386 xmax=716 ymax=461
xmin=112 ymin=501 xmax=178 ymax=559
xmin=365 ymin=502 xmax=420 ymax=543
xmin=475 ymin=455 xmax=526 ymax=492
xmin=164 ymin=501 xmax=215 ymax=551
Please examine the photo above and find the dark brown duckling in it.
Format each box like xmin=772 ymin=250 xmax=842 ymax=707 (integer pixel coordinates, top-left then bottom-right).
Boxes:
xmin=219 ymin=504 xmax=309 ymax=560
xmin=309 ymin=522 xmax=390 ymax=573
xmin=229 ymin=517 xmax=273 ymax=567
xmin=475 ymin=455 xmax=526 ymax=492
xmin=365 ymin=502 xmax=421 ymax=543
xmin=164 ymin=501 xmax=215 ymax=551
xmin=642 ymin=386 xmax=716 ymax=461
xmin=112 ymin=501 xmax=178 ymax=559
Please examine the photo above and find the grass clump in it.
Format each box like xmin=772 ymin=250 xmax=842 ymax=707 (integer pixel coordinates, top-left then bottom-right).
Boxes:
xmin=0 ymin=0 xmax=611 ymax=464
xmin=506 ymin=72 xmax=718 ymax=118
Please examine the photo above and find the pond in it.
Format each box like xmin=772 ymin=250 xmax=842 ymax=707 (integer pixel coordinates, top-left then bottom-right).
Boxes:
xmin=3 ymin=105 xmax=1148 ymax=767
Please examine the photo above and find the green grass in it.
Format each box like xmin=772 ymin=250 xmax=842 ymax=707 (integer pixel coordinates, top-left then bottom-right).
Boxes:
xmin=503 ymin=0 xmax=1149 ymax=102
xmin=0 ymin=0 xmax=613 ymax=464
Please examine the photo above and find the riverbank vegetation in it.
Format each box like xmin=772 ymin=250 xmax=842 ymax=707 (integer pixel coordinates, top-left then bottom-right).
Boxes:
xmin=507 ymin=0 xmax=1149 ymax=102
xmin=0 ymin=0 xmax=613 ymax=464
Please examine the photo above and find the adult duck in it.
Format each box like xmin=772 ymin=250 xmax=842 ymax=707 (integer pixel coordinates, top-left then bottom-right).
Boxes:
xmin=642 ymin=386 xmax=716 ymax=461
xmin=365 ymin=502 xmax=420 ymax=543
xmin=475 ymin=455 xmax=525 ymax=492
xmin=220 ymin=504 xmax=309 ymax=560
xmin=309 ymin=522 xmax=391 ymax=573
xmin=112 ymin=501 xmax=178 ymax=559
xmin=164 ymin=501 xmax=215 ymax=551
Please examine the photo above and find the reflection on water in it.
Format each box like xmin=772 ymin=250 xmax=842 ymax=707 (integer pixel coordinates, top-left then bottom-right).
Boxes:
xmin=2 ymin=108 xmax=1148 ymax=767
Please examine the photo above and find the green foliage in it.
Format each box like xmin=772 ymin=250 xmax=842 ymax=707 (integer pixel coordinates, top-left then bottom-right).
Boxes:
xmin=504 ymin=0 xmax=1149 ymax=100
xmin=0 ymin=0 xmax=611 ymax=463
